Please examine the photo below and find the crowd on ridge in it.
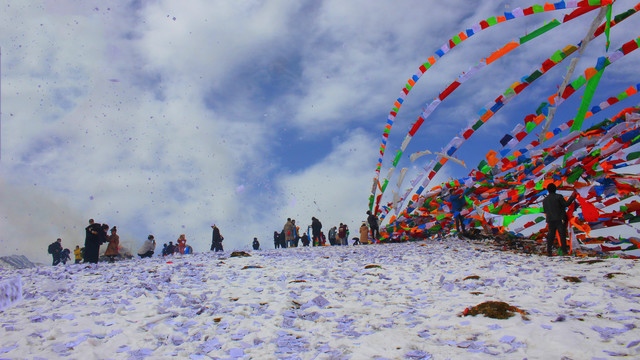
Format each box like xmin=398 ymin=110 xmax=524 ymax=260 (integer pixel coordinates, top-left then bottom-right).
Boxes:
xmin=272 ymin=212 xmax=381 ymax=248
xmin=46 ymin=211 xmax=383 ymax=266
xmin=46 ymin=185 xmax=577 ymax=266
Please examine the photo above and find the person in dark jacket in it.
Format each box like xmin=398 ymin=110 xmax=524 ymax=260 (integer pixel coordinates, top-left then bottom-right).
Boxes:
xmin=292 ymin=219 xmax=300 ymax=247
xmin=166 ymin=241 xmax=176 ymax=255
xmin=60 ymin=248 xmax=71 ymax=265
xmin=311 ymin=217 xmax=322 ymax=246
xmin=542 ymin=183 xmax=576 ymax=256
xmin=48 ymin=238 xmax=63 ymax=265
xmin=273 ymin=231 xmax=280 ymax=249
xmin=328 ymin=226 xmax=337 ymax=246
xmin=252 ymin=237 xmax=260 ymax=250
xmin=449 ymin=191 xmax=466 ymax=235
xmin=367 ymin=211 xmax=380 ymax=241
xmin=301 ymin=233 xmax=310 ymax=247
xmin=279 ymin=230 xmax=287 ymax=249
xmin=84 ymin=219 xmax=103 ymax=264
xmin=211 ymin=225 xmax=223 ymax=252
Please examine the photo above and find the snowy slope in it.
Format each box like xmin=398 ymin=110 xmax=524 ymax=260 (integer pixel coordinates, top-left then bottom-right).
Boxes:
xmin=0 ymin=238 xmax=638 ymax=359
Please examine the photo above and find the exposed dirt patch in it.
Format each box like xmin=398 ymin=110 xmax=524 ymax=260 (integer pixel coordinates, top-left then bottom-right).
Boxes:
xmin=461 ymin=301 xmax=529 ymax=320
xmin=563 ymin=276 xmax=582 ymax=283
xmin=577 ymin=259 xmax=604 ymax=265
xmin=604 ymin=272 xmax=626 ymax=279
xmin=463 ymin=275 xmax=480 ymax=280
xmin=364 ymin=264 xmax=382 ymax=269
xmin=230 ymin=251 xmax=251 ymax=257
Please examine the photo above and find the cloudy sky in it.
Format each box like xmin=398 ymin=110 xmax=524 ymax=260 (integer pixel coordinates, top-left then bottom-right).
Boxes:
xmin=1 ymin=0 xmax=638 ymax=263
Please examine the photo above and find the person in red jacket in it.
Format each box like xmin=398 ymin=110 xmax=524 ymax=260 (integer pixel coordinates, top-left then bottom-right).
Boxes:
xmin=542 ymin=183 xmax=576 ymax=256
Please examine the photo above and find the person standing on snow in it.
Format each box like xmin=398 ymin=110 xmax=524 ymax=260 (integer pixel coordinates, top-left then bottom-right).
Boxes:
xmin=73 ymin=245 xmax=83 ymax=264
xmin=328 ymin=226 xmax=337 ymax=246
xmin=366 ymin=211 xmax=380 ymax=241
xmin=273 ymin=231 xmax=280 ymax=249
xmin=542 ymin=183 xmax=576 ymax=256
xmin=48 ymin=238 xmax=63 ymax=265
xmin=359 ymin=223 xmax=369 ymax=244
xmin=104 ymin=226 xmax=120 ymax=263
xmin=292 ymin=219 xmax=300 ymax=247
xmin=211 ymin=225 xmax=224 ymax=252
xmin=252 ymin=237 xmax=260 ymax=250
xmin=84 ymin=219 xmax=102 ymax=264
xmin=311 ymin=217 xmax=323 ymax=246
xmin=448 ymin=190 xmax=466 ymax=236
xmin=338 ymin=223 xmax=349 ymax=245
xmin=283 ymin=218 xmax=295 ymax=248
xmin=177 ymin=234 xmax=187 ymax=254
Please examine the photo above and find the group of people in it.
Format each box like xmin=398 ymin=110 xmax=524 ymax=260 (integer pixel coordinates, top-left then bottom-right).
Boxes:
xmin=271 ymin=212 xmax=381 ymax=249
xmin=82 ymin=219 xmax=120 ymax=263
xmin=47 ymin=239 xmax=71 ymax=266
xmin=49 ymin=210 xmax=385 ymax=266
xmin=48 ymin=219 xmax=120 ymax=266
xmin=160 ymin=234 xmax=192 ymax=256
xmin=47 ymin=183 xmax=579 ymax=267
xmin=436 ymin=182 xmax=577 ymax=257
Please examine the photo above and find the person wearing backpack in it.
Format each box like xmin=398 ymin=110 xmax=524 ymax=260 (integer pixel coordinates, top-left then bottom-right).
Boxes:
xmin=48 ymin=238 xmax=63 ymax=266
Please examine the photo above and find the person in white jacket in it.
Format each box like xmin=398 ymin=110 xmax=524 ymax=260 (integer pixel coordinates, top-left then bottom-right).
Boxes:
xmin=138 ymin=235 xmax=156 ymax=258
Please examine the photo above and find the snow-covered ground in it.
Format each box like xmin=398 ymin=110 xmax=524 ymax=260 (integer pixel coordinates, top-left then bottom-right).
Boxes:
xmin=1 ymin=238 xmax=639 ymax=359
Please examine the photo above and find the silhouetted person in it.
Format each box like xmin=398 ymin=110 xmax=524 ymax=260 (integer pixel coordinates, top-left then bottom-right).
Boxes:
xmin=252 ymin=237 xmax=260 ymax=250
xmin=543 ymin=183 xmax=576 ymax=256
xmin=301 ymin=233 xmax=310 ymax=247
xmin=211 ymin=225 xmax=224 ymax=252
xmin=48 ymin=238 xmax=63 ymax=265
xmin=367 ymin=211 xmax=380 ymax=241
xmin=311 ymin=217 xmax=322 ymax=246
xmin=274 ymin=231 xmax=280 ymax=249
xmin=84 ymin=219 xmax=103 ymax=264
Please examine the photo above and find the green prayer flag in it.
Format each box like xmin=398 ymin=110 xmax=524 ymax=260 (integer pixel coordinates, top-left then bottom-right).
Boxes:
xmin=571 ymin=69 xmax=604 ymax=132
xmin=519 ymin=19 xmax=560 ymax=44
xmin=503 ymin=214 xmax=519 ymax=227
xmin=605 ymin=4 xmax=612 ymax=51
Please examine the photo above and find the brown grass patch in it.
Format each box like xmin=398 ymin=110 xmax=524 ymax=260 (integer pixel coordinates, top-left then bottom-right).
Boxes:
xmin=230 ymin=251 xmax=251 ymax=257
xmin=462 ymin=301 xmax=528 ymax=320
xmin=604 ymin=272 xmax=626 ymax=279
xmin=577 ymin=259 xmax=604 ymax=264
